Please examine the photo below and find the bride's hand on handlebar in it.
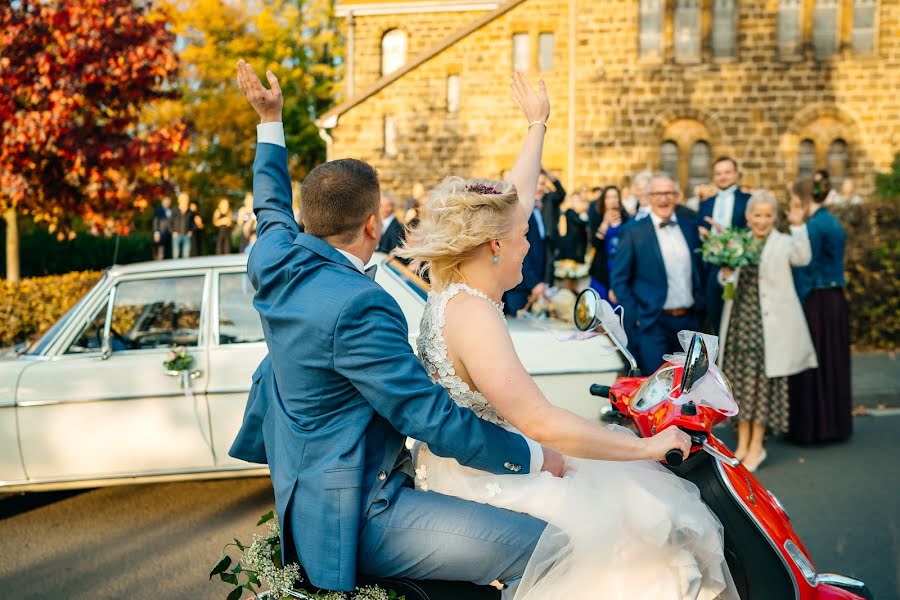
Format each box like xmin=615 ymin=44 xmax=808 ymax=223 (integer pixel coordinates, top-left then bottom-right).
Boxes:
xmin=643 ymin=427 xmax=692 ymax=462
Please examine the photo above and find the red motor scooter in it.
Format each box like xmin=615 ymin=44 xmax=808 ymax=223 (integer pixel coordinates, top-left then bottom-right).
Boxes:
xmin=574 ymin=288 xmax=873 ymax=600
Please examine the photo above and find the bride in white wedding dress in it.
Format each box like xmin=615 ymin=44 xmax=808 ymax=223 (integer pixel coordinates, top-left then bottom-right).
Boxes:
xmin=397 ymin=73 xmax=737 ymax=600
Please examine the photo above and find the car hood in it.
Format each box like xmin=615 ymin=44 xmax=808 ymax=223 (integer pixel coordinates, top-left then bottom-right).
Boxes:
xmin=505 ymin=318 xmax=623 ymax=375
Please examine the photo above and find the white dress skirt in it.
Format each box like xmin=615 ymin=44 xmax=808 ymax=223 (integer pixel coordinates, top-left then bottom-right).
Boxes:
xmin=414 ymin=284 xmax=738 ymax=600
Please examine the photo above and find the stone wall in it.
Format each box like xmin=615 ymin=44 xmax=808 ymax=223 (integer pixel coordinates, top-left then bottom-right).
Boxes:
xmin=329 ymin=0 xmax=900 ymax=199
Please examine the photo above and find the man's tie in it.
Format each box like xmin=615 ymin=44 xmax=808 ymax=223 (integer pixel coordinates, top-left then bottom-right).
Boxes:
xmin=364 ymin=264 xmax=378 ymax=280
xmin=659 ymin=219 xmax=677 ymax=229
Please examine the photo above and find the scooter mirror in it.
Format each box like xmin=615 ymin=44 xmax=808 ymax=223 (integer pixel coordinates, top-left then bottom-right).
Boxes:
xmin=681 ymin=333 xmax=709 ymax=394
xmin=574 ymin=288 xmax=601 ymax=331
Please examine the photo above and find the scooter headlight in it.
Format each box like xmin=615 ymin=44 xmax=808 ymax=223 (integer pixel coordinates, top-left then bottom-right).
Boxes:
xmin=632 ymin=366 xmax=676 ymax=412
xmin=784 ymin=539 xmax=817 ymax=586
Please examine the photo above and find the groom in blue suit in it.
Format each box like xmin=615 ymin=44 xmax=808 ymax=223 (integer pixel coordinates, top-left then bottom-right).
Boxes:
xmin=228 ymin=62 xmax=554 ymax=595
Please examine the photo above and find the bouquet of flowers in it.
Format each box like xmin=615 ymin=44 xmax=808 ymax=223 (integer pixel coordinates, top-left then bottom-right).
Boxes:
xmin=553 ymin=259 xmax=589 ymax=280
xmin=163 ymin=345 xmax=193 ymax=372
xmin=211 ymin=512 xmax=404 ymax=600
xmin=699 ymin=228 xmax=762 ymax=300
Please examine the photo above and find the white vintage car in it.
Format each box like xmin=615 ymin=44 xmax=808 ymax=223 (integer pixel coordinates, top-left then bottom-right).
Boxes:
xmin=0 ymin=254 xmax=621 ymax=491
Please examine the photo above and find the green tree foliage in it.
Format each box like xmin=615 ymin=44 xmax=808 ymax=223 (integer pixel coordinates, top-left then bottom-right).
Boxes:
xmin=153 ymin=0 xmax=341 ymax=203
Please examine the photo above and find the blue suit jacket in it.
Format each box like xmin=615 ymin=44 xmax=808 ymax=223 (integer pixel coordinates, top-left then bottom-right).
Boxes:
xmin=609 ymin=215 xmax=705 ymax=330
xmin=229 ymin=144 xmax=532 ymax=591
xmin=503 ymin=210 xmax=545 ymax=315
xmin=698 ymin=188 xmax=751 ymax=231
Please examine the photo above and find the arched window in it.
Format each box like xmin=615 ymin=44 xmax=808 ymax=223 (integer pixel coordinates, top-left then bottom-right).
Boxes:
xmin=381 ymin=29 xmax=407 ymax=76
xmin=688 ymin=141 xmax=712 ymax=192
xmin=813 ymin=0 xmax=840 ymax=58
xmin=827 ymin=139 xmax=849 ymax=185
xmin=852 ymin=0 xmax=878 ymax=55
xmin=711 ymin=0 xmax=738 ymax=58
xmin=674 ymin=0 xmax=701 ymax=63
xmin=778 ymin=0 xmax=803 ymax=57
xmin=660 ymin=141 xmax=680 ymax=180
xmin=639 ymin=0 xmax=664 ymax=60
xmin=797 ymin=139 xmax=816 ymax=180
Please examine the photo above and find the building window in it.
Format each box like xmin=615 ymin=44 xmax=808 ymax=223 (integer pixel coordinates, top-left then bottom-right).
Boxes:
xmin=827 ymin=139 xmax=849 ymax=186
xmin=797 ymin=139 xmax=816 ymax=180
xmin=538 ymin=32 xmax=555 ymax=71
xmin=447 ymin=75 xmax=460 ymax=114
xmin=674 ymin=0 xmax=701 ymax=63
xmin=813 ymin=0 xmax=840 ymax=58
xmin=688 ymin=141 xmax=712 ymax=192
xmin=381 ymin=29 xmax=407 ymax=76
xmin=778 ymin=0 xmax=803 ymax=57
xmin=660 ymin=141 xmax=680 ymax=180
xmin=512 ymin=33 xmax=530 ymax=71
xmin=852 ymin=0 xmax=877 ymax=55
xmin=711 ymin=0 xmax=738 ymax=58
xmin=384 ymin=115 xmax=397 ymax=157
xmin=639 ymin=0 xmax=664 ymax=60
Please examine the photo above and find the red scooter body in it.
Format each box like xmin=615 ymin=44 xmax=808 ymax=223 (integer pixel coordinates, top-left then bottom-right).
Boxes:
xmin=604 ymin=361 xmax=872 ymax=600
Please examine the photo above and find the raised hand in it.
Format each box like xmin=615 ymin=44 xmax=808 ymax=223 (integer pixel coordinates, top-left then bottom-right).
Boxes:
xmin=511 ymin=71 xmax=550 ymax=124
xmin=236 ymin=60 xmax=283 ymax=123
xmin=787 ymin=198 xmax=806 ymax=226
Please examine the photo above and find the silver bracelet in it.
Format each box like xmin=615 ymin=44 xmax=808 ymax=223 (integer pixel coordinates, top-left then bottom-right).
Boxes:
xmin=528 ymin=120 xmax=548 ymax=130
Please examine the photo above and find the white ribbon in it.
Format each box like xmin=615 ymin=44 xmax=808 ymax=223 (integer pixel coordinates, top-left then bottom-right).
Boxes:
xmin=663 ymin=330 xmax=740 ymax=417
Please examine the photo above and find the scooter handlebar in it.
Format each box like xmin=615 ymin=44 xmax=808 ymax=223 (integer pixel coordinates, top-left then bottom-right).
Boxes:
xmin=589 ymin=384 xmax=611 ymax=398
xmin=665 ymin=448 xmax=684 ymax=467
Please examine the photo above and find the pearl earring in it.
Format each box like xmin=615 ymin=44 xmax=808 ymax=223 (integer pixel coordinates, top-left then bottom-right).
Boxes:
xmin=491 ymin=255 xmax=500 ymax=264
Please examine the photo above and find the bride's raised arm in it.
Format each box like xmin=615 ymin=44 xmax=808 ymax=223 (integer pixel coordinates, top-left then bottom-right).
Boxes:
xmin=506 ymin=72 xmax=550 ymax=217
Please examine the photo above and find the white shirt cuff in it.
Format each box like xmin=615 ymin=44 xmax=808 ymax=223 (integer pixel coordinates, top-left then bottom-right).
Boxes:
xmin=257 ymin=122 xmax=286 ymax=148
xmin=525 ymin=437 xmax=544 ymax=474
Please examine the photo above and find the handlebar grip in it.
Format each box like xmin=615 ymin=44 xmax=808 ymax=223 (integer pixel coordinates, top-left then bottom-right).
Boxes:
xmin=589 ymin=384 xmax=611 ymax=398
xmin=665 ymin=448 xmax=684 ymax=467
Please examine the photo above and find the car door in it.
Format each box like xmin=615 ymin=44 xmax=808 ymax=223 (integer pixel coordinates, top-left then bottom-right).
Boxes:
xmin=16 ymin=271 xmax=215 ymax=482
xmin=206 ymin=269 xmax=267 ymax=467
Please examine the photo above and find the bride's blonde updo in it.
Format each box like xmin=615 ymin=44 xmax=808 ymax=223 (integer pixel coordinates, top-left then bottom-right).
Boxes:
xmin=396 ymin=175 xmax=519 ymax=290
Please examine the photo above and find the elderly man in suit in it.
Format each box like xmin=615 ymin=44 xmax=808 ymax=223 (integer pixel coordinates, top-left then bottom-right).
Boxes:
xmin=376 ymin=192 xmax=405 ymax=254
xmin=228 ymin=61 xmax=559 ymax=596
xmin=611 ymin=173 xmax=705 ymax=374
xmin=698 ymin=156 xmax=751 ymax=331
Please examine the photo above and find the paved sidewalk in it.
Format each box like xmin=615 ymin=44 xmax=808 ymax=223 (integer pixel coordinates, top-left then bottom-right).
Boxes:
xmin=853 ymin=350 xmax=900 ymax=409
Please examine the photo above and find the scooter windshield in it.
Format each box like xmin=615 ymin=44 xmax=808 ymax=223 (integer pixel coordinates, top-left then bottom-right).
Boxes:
xmin=631 ymin=366 xmax=676 ymax=412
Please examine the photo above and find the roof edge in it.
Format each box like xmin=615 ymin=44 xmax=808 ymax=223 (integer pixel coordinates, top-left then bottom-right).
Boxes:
xmin=316 ymin=0 xmax=528 ymax=128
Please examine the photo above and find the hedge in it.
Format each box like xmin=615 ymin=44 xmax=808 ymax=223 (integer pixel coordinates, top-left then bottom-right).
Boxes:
xmin=0 ymin=271 xmax=103 ymax=348
xmin=0 ymin=201 xmax=896 ymax=350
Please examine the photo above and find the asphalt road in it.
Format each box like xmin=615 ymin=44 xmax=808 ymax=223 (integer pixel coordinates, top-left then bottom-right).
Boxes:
xmin=0 ymin=413 xmax=898 ymax=600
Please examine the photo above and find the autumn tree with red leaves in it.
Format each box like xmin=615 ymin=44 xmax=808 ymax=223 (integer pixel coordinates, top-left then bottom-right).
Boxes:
xmin=0 ymin=0 xmax=187 ymax=281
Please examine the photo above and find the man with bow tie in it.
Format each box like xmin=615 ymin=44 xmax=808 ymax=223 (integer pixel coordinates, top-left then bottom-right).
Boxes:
xmin=610 ymin=173 xmax=706 ymax=374
xmin=698 ymin=156 xmax=750 ymax=332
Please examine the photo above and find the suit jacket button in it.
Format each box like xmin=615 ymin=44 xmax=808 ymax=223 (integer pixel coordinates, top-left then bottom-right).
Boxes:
xmin=378 ymin=470 xmax=387 ymax=481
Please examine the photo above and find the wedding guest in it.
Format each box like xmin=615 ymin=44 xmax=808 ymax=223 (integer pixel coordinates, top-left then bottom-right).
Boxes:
xmin=503 ymin=198 xmax=550 ymax=316
xmin=537 ymin=166 xmax=566 ymax=282
xmin=404 ymin=182 xmax=427 ymax=225
xmin=152 ymin=196 xmax=173 ymax=260
xmin=699 ymin=156 xmax=751 ymax=333
xmin=212 ymin=198 xmax=235 ymax=254
xmin=588 ymin=185 xmax=629 ymax=305
xmin=718 ymin=191 xmax=817 ymax=472
xmin=825 ymin=177 xmax=863 ymax=206
xmin=377 ymin=192 xmax=405 ymax=254
xmin=631 ymin=171 xmax=654 ymax=220
xmin=554 ymin=192 xmax=590 ymax=291
xmin=190 ymin=201 xmax=205 ymax=256
xmin=170 ymin=192 xmax=195 ymax=259
xmin=237 ymin=192 xmax=257 ymax=251
xmin=611 ymin=173 xmax=705 ymax=374
xmin=789 ymin=178 xmax=853 ymax=444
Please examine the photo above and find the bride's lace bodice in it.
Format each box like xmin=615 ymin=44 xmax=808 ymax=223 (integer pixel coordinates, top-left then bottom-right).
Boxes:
xmin=418 ymin=283 xmax=509 ymax=426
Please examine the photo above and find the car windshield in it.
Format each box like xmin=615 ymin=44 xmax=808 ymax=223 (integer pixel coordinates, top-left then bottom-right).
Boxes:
xmin=24 ymin=272 xmax=109 ymax=356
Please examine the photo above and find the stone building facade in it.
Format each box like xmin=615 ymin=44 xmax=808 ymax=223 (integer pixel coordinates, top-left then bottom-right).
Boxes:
xmin=318 ymin=0 xmax=900 ymax=198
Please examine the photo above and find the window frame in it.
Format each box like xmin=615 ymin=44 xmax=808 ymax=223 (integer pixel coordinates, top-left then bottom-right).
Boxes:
xmin=674 ymin=0 xmax=702 ymax=64
xmin=777 ymin=0 xmax=804 ymax=60
xmin=688 ymin=140 xmax=712 ymax=193
xmin=660 ymin=140 xmax=681 ymax=182
xmin=213 ymin=269 xmax=265 ymax=347
xmin=446 ymin=74 xmax=461 ymax=114
xmin=797 ymin=138 xmax=817 ymax=180
xmin=538 ymin=32 xmax=555 ymax=71
xmin=381 ymin=28 xmax=408 ymax=77
xmin=384 ymin=114 xmax=398 ymax=157
xmin=851 ymin=0 xmax=879 ymax=56
xmin=812 ymin=0 xmax=841 ymax=58
xmin=512 ymin=32 xmax=530 ymax=71
xmin=638 ymin=0 xmax=665 ymax=61
xmin=710 ymin=0 xmax=738 ymax=60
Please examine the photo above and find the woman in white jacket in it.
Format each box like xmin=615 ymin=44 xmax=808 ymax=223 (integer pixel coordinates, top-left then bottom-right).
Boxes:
xmin=718 ymin=189 xmax=818 ymax=472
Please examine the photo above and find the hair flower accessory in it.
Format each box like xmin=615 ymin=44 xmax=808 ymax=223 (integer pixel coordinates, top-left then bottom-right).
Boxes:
xmin=465 ymin=183 xmax=502 ymax=195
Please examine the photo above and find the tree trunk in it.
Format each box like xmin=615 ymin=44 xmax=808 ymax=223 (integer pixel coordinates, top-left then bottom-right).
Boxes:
xmin=3 ymin=207 xmax=20 ymax=283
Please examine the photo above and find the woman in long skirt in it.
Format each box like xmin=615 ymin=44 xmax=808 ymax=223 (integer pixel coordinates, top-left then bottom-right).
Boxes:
xmin=789 ymin=173 xmax=853 ymax=443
